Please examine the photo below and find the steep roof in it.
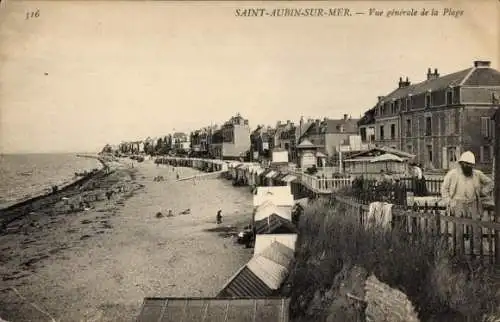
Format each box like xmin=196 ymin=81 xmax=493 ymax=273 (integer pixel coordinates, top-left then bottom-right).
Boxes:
xmin=323 ymin=118 xmax=359 ymax=133
xmin=383 ymin=68 xmax=471 ymax=101
xmin=463 ymin=68 xmax=500 ymax=86
xmin=217 ymin=266 xmax=275 ymax=298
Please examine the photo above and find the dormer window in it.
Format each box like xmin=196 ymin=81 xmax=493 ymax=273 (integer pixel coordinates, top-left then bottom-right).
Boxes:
xmin=446 ymin=90 xmax=453 ymax=105
xmin=425 ymin=92 xmax=431 ymax=108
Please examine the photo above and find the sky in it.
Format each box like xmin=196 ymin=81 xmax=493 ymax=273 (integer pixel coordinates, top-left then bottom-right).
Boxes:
xmin=0 ymin=0 xmax=498 ymax=153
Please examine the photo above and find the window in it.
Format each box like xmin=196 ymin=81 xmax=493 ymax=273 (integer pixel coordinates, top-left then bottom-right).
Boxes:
xmin=427 ymin=145 xmax=433 ymax=163
xmin=390 ymin=124 xmax=396 ymax=139
xmin=407 ymin=145 xmax=413 ymax=153
xmin=481 ymin=117 xmax=491 ymax=137
xmin=448 ymin=147 xmax=457 ymax=162
xmin=406 ymin=119 xmax=412 ymax=137
xmin=425 ymin=93 xmax=431 ymax=108
xmin=380 ymin=125 xmax=385 ymax=140
xmin=425 ymin=117 xmax=432 ymax=136
xmin=406 ymin=97 xmax=411 ymax=110
xmin=480 ymin=145 xmax=492 ymax=163
xmin=395 ymin=100 xmax=400 ymax=113
xmin=360 ymin=128 xmax=367 ymax=142
xmin=446 ymin=90 xmax=453 ymax=105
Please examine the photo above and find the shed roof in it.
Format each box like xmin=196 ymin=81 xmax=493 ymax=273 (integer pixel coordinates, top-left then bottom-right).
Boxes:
xmin=348 ymin=146 xmax=415 ymax=159
xmin=137 ymin=297 xmax=290 ymax=322
xmin=218 ymin=266 xmax=275 ymax=298
xmin=254 ymin=203 xmax=293 ymax=222
xmin=254 ymin=234 xmax=298 ymax=256
xmin=254 ymin=214 xmax=299 ymax=234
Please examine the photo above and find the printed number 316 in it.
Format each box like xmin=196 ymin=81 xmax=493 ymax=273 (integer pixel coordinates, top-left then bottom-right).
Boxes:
xmin=26 ymin=9 xmax=40 ymax=19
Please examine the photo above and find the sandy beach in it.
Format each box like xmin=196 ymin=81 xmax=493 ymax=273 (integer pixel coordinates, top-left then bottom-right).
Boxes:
xmin=0 ymin=159 xmax=253 ymax=322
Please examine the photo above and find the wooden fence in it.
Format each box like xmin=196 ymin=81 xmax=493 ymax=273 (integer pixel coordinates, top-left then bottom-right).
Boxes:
xmin=399 ymin=177 xmax=443 ymax=196
xmin=333 ymin=195 xmax=500 ymax=264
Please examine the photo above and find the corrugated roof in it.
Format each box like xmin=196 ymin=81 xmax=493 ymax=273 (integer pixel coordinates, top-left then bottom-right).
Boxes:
xmin=254 ymin=234 xmax=298 ymax=256
xmin=254 ymin=214 xmax=299 ymax=234
xmin=137 ymin=297 xmax=290 ymax=322
xmin=246 ymin=256 xmax=289 ymax=290
xmin=254 ymin=203 xmax=293 ymax=221
xmin=217 ymin=266 xmax=275 ymax=298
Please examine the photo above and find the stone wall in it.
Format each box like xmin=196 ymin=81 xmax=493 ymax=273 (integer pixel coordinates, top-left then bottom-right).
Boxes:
xmin=364 ymin=274 xmax=420 ymax=322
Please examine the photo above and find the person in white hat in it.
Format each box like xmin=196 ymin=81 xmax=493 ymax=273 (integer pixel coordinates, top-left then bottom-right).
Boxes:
xmin=441 ymin=151 xmax=493 ymax=255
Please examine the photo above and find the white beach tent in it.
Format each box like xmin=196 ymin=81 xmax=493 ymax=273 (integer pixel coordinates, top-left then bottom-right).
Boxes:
xmin=254 ymin=234 xmax=298 ymax=256
xmin=254 ymin=201 xmax=293 ymax=222
xmin=246 ymin=255 xmax=289 ymax=290
xmin=253 ymin=186 xmax=294 ymax=208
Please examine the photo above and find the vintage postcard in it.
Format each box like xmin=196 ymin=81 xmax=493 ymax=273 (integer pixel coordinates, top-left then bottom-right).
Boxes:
xmin=0 ymin=0 xmax=499 ymax=321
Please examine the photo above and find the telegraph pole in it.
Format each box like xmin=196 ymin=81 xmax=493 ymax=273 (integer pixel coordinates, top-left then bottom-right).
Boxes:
xmin=493 ymin=93 xmax=500 ymax=263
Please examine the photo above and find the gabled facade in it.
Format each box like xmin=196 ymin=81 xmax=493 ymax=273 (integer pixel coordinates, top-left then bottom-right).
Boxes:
xmin=297 ymin=115 xmax=359 ymax=158
xmin=371 ymin=60 xmax=500 ymax=171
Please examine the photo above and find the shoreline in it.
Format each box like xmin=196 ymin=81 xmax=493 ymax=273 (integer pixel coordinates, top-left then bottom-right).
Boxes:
xmin=0 ymin=159 xmax=253 ymax=321
xmin=0 ymin=155 xmax=109 ymax=230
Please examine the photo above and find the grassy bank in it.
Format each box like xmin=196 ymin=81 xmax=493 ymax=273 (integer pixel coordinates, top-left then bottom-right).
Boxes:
xmin=286 ymin=197 xmax=499 ymax=322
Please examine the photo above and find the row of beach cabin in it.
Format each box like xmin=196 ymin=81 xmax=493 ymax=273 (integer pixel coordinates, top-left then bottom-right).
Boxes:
xmin=217 ymin=185 xmax=300 ymax=301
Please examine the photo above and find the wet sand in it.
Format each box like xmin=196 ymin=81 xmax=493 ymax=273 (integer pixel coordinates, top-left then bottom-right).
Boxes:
xmin=0 ymin=159 xmax=253 ymax=321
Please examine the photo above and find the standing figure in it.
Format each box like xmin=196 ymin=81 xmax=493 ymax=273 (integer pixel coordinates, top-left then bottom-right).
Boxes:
xmin=216 ymin=210 xmax=222 ymax=224
xmin=441 ymin=151 xmax=493 ymax=255
xmin=411 ymin=162 xmax=423 ymax=196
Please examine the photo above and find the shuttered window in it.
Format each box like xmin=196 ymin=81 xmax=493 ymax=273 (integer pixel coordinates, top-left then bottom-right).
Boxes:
xmin=481 ymin=117 xmax=491 ymax=138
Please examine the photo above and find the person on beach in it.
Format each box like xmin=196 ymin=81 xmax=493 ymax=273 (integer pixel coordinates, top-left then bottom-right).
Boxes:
xmin=441 ymin=151 xmax=493 ymax=255
xmin=216 ymin=210 xmax=222 ymax=224
xmin=176 ymin=173 xmax=180 ymax=180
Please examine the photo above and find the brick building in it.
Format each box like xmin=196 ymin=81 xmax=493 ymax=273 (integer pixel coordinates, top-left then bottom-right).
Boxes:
xmin=368 ymin=60 xmax=500 ymax=171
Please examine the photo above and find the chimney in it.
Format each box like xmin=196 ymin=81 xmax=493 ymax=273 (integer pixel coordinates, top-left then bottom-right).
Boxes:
xmin=399 ymin=77 xmax=411 ymax=88
xmin=427 ymin=67 xmax=439 ymax=80
xmin=405 ymin=77 xmax=411 ymax=86
xmin=343 ymin=114 xmax=348 ymax=120
xmin=474 ymin=60 xmax=491 ymax=68
xmin=377 ymin=96 xmax=384 ymax=102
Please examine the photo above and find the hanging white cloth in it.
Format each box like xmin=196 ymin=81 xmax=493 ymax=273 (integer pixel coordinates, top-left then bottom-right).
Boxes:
xmin=366 ymin=202 xmax=393 ymax=230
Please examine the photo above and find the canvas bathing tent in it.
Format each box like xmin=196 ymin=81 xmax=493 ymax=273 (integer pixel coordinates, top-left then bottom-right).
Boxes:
xmin=217 ymin=240 xmax=296 ymax=298
xmin=253 ymin=186 xmax=294 ymax=208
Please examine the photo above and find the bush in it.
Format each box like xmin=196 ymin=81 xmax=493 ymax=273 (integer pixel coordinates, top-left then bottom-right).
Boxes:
xmin=288 ymin=198 xmax=498 ymax=322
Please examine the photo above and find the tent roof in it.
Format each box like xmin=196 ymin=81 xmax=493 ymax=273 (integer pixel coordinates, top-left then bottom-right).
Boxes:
xmin=137 ymin=297 xmax=290 ymax=322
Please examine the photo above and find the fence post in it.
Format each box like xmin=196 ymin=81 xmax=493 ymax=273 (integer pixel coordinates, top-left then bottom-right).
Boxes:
xmin=493 ymin=107 xmax=500 ymax=263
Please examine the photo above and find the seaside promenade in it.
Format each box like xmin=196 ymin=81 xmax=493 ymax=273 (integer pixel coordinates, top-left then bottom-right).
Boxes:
xmin=0 ymin=158 xmax=253 ymax=321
